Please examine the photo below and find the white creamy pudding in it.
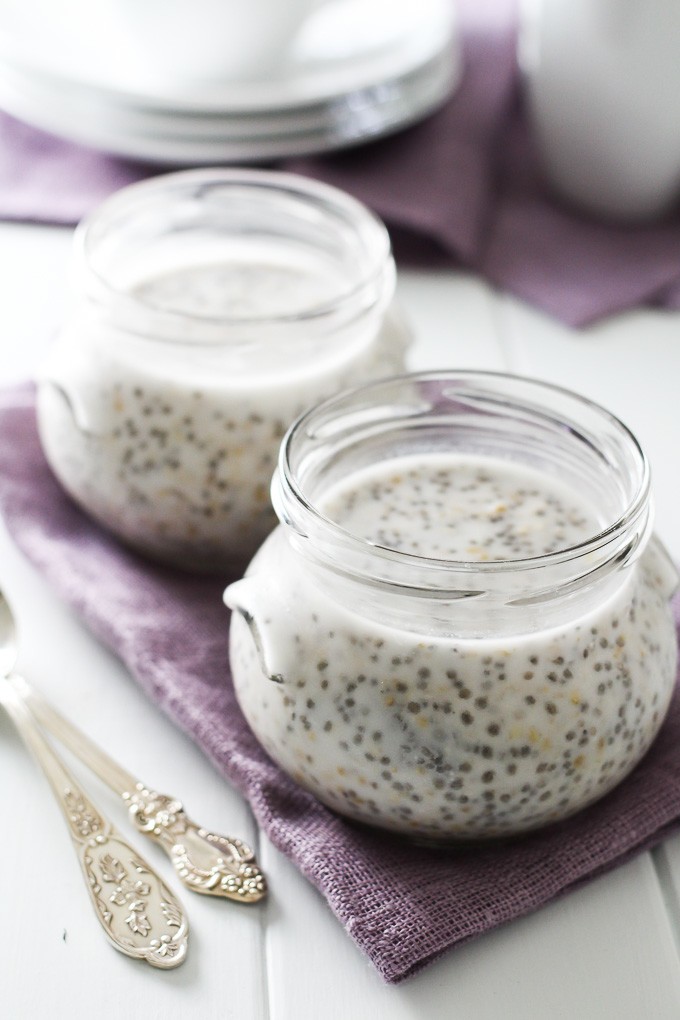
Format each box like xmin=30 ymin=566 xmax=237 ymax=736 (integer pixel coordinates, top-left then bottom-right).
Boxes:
xmin=133 ymin=260 xmax=341 ymax=319
xmin=36 ymin=170 xmax=406 ymax=571
xmin=227 ymin=452 xmax=678 ymax=840
xmin=321 ymin=454 xmax=596 ymax=560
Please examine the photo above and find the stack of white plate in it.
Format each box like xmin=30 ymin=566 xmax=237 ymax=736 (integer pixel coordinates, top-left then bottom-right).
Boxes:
xmin=0 ymin=0 xmax=461 ymax=164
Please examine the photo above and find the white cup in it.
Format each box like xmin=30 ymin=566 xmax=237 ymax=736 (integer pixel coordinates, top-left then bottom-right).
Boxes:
xmin=521 ymin=0 xmax=680 ymax=222
xmin=114 ymin=0 xmax=334 ymax=83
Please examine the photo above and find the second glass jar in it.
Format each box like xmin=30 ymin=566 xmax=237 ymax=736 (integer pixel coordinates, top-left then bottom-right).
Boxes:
xmin=225 ymin=371 xmax=679 ymax=842
xmin=36 ymin=168 xmax=409 ymax=572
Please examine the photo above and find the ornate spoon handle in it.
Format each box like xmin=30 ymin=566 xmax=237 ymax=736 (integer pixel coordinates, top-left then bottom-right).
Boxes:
xmin=9 ymin=673 xmax=267 ymax=904
xmin=0 ymin=678 xmax=189 ymax=969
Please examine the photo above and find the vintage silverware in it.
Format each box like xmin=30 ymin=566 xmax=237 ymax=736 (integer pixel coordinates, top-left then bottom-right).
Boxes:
xmin=9 ymin=672 xmax=267 ymax=904
xmin=0 ymin=597 xmax=189 ymax=969
xmin=0 ymin=591 xmax=266 ymax=905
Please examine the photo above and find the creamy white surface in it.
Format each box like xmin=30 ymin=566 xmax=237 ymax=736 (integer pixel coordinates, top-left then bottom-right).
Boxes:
xmin=319 ymin=452 xmax=600 ymax=560
xmin=133 ymin=259 xmax=341 ymax=319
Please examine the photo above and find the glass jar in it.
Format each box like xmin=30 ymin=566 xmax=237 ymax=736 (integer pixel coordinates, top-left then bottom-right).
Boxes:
xmin=36 ymin=168 xmax=409 ymax=572
xmin=225 ymin=371 xmax=679 ymax=841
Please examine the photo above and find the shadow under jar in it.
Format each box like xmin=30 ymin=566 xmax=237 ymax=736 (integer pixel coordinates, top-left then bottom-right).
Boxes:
xmin=225 ymin=371 xmax=679 ymax=841
xmin=36 ymin=168 xmax=409 ymax=573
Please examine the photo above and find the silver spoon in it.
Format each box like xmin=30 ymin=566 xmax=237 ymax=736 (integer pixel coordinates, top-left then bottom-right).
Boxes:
xmin=0 ymin=590 xmax=189 ymax=969
xmin=0 ymin=590 xmax=266 ymax=903
xmin=7 ymin=671 xmax=267 ymax=904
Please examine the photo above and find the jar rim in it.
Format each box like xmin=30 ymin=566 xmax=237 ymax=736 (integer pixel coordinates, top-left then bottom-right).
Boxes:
xmin=71 ymin=168 xmax=394 ymax=342
xmin=274 ymin=370 xmax=651 ymax=587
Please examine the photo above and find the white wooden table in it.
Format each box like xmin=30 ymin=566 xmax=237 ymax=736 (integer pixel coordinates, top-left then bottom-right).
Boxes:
xmin=2 ymin=221 xmax=680 ymax=1019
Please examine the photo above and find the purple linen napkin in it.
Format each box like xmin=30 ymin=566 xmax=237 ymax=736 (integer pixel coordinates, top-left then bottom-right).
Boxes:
xmin=1 ymin=1 xmax=679 ymax=327
xmin=3 ymin=382 xmax=680 ymax=983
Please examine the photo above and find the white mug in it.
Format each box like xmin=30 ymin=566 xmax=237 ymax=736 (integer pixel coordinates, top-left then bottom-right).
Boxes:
xmin=521 ymin=0 xmax=680 ymax=222
xmin=113 ymin=0 xmax=335 ymax=83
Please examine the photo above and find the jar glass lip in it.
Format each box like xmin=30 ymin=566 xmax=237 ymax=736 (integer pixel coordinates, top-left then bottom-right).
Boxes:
xmin=275 ymin=369 xmax=651 ymax=579
xmin=72 ymin=167 xmax=394 ymax=336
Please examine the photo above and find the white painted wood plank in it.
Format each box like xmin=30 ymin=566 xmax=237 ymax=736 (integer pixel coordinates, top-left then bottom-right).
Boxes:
xmin=397 ymin=268 xmax=508 ymax=372
xmin=651 ymin=796 xmax=680 ymax=963
xmin=653 ymin=836 xmax=680 ymax=959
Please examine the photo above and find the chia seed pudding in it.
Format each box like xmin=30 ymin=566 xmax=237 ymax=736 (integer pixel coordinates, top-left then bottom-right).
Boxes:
xmin=225 ymin=373 xmax=679 ymax=841
xmin=35 ymin=170 xmax=407 ymax=571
